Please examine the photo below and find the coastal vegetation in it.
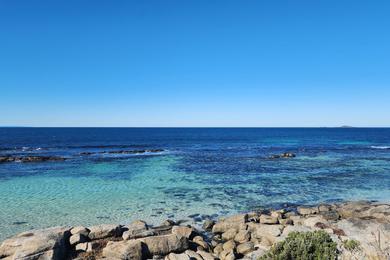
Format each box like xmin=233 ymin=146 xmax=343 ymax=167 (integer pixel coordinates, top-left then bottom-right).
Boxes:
xmin=342 ymin=239 xmax=361 ymax=252
xmin=259 ymin=231 xmax=337 ymax=260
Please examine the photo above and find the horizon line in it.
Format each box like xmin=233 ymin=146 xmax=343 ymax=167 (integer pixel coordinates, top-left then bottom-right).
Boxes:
xmin=1 ymin=126 xmax=390 ymax=128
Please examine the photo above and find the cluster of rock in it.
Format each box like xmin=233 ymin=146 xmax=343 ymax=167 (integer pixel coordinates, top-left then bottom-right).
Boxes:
xmin=0 ymin=149 xmax=165 ymax=163
xmin=79 ymin=149 xmax=164 ymax=156
xmin=0 ymin=156 xmax=66 ymax=163
xmin=268 ymin=152 xmax=296 ymax=159
xmin=1 ymin=201 xmax=389 ymax=260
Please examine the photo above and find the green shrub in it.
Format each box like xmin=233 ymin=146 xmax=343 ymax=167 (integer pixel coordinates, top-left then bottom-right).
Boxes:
xmin=259 ymin=230 xmax=338 ymax=260
xmin=342 ymin=239 xmax=360 ymax=251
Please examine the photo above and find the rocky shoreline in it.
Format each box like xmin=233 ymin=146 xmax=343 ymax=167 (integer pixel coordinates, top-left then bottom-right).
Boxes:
xmin=1 ymin=201 xmax=389 ymax=260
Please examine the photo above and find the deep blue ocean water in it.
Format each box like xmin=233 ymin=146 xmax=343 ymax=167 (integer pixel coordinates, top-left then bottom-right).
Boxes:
xmin=1 ymin=127 xmax=390 ymax=240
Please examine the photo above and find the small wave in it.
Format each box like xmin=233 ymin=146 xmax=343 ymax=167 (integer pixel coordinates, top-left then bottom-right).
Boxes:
xmin=79 ymin=149 xmax=167 ymax=157
xmin=370 ymin=146 xmax=390 ymax=150
xmin=66 ymin=144 xmax=151 ymax=149
xmin=1 ymin=147 xmax=45 ymax=152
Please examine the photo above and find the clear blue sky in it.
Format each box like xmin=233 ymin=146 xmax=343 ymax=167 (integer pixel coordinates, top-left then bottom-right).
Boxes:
xmin=1 ymin=0 xmax=389 ymax=127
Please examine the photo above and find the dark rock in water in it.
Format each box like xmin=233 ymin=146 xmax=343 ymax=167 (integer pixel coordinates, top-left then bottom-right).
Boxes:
xmin=188 ymin=214 xmax=200 ymax=218
xmin=12 ymin=221 xmax=28 ymax=225
xmin=282 ymin=152 xmax=296 ymax=158
xmin=79 ymin=152 xmax=94 ymax=155
xmin=19 ymin=156 xmax=66 ymax=163
xmin=147 ymin=149 xmax=164 ymax=153
xmin=269 ymin=152 xmax=296 ymax=159
xmin=0 ymin=156 xmax=66 ymax=163
xmin=0 ymin=156 xmax=15 ymax=163
xmin=209 ymin=203 xmax=226 ymax=208
xmin=96 ymin=216 xmax=110 ymax=220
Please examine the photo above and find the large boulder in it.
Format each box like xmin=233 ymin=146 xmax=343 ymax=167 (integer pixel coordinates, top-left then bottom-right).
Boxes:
xmin=222 ymin=228 xmax=237 ymax=241
xmin=88 ymin=224 xmax=123 ymax=240
xmin=70 ymin=226 xmax=90 ymax=237
xmin=212 ymin=214 xmax=247 ymax=234
xmin=172 ymin=226 xmax=194 ymax=239
xmin=302 ymin=216 xmax=329 ymax=228
xmin=318 ymin=204 xmax=332 ymax=212
xmin=219 ymin=249 xmax=235 ymax=260
xmin=139 ymin=234 xmax=188 ymax=256
xmin=213 ymin=243 xmax=224 ymax=256
xmin=125 ymin=220 xmax=148 ymax=232
xmin=192 ymin=236 xmax=209 ymax=251
xmin=259 ymin=215 xmax=278 ymax=224
xmin=234 ymin=230 xmax=251 ymax=243
xmin=319 ymin=210 xmax=340 ymax=221
xmin=222 ymin=240 xmax=236 ymax=252
xmin=0 ymin=226 xmax=71 ymax=260
xmin=123 ymin=230 xmax=155 ymax=240
xmin=236 ymin=241 xmax=254 ymax=255
xmin=250 ymin=224 xmax=283 ymax=245
xmin=335 ymin=201 xmax=373 ymax=219
xmin=367 ymin=204 xmax=390 ymax=222
xmin=336 ymin=202 xmax=390 ymax=222
xmin=102 ymin=240 xmax=144 ymax=260
xmin=122 ymin=220 xmax=153 ymax=240
xmin=165 ymin=252 xmax=191 ymax=260
xmin=242 ymin=247 xmax=267 ymax=260
xmin=288 ymin=215 xmax=304 ymax=225
xmin=297 ymin=206 xmax=319 ymax=215
xmin=197 ymin=250 xmax=217 ymax=260
xmin=184 ymin=250 xmax=203 ymax=260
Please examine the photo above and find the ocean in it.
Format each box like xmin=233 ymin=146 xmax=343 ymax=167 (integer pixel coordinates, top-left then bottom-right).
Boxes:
xmin=0 ymin=127 xmax=390 ymax=240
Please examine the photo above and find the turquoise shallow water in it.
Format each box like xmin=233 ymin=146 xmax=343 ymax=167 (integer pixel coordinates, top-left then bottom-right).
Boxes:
xmin=0 ymin=128 xmax=390 ymax=240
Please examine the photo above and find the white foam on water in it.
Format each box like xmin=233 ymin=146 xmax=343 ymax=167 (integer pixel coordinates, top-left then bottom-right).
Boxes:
xmin=370 ymin=146 xmax=390 ymax=149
